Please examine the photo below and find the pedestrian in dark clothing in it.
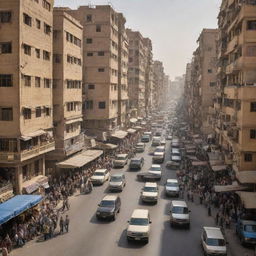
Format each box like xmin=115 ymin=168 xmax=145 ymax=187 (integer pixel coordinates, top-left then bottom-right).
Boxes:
xmin=59 ymin=216 xmax=64 ymax=234
xmin=65 ymin=215 xmax=70 ymax=233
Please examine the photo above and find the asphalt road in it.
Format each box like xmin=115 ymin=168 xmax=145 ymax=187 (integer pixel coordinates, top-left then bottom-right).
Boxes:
xmin=13 ymin=137 xmax=217 ymax=256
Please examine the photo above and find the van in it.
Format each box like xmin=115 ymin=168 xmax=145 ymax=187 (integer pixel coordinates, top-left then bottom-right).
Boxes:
xmin=170 ymin=201 xmax=190 ymax=228
xmin=127 ymin=209 xmax=151 ymax=243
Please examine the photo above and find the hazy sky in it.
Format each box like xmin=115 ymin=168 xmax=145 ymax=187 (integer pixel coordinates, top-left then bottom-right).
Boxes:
xmin=55 ymin=0 xmax=221 ymax=80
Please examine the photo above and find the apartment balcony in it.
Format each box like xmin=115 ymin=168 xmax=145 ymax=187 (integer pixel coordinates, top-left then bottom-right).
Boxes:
xmin=238 ymin=4 xmax=256 ymax=24
xmin=226 ymin=35 xmax=238 ymax=54
xmin=0 ymin=140 xmax=55 ymax=164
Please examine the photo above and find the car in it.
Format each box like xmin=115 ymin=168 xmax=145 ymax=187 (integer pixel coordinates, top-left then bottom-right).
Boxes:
xmin=129 ymin=157 xmax=144 ymax=170
xmin=148 ymin=164 xmax=162 ymax=179
xmin=91 ymin=169 xmax=110 ymax=185
xmin=171 ymin=155 xmax=182 ymax=162
xmin=155 ymin=130 xmax=162 ymax=137
xmin=166 ymin=161 xmax=180 ymax=170
xmin=160 ymin=139 xmax=166 ymax=146
xmin=141 ymin=182 xmax=158 ymax=204
xmin=96 ymin=195 xmax=121 ymax=221
xmin=171 ymin=142 xmax=180 ymax=149
xmin=166 ymin=135 xmax=173 ymax=140
xmin=151 ymin=136 xmax=161 ymax=147
xmin=236 ymin=219 xmax=256 ymax=245
xmin=141 ymin=134 xmax=150 ymax=143
xmin=171 ymin=148 xmax=180 ymax=156
xmin=144 ymin=131 xmax=152 ymax=139
xmin=152 ymin=146 xmax=165 ymax=163
xmin=137 ymin=171 xmax=160 ymax=182
xmin=165 ymin=179 xmax=180 ymax=197
xmin=201 ymin=227 xmax=227 ymax=256
xmin=113 ymin=154 xmax=129 ymax=168
xmin=108 ymin=173 xmax=126 ymax=192
xmin=127 ymin=209 xmax=151 ymax=243
xmin=135 ymin=142 xmax=146 ymax=153
xmin=170 ymin=200 xmax=190 ymax=228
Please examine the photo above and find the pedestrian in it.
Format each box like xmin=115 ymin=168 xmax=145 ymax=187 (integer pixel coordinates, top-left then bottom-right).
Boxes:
xmin=59 ymin=216 xmax=64 ymax=234
xmin=207 ymin=203 xmax=212 ymax=216
xmin=65 ymin=215 xmax=70 ymax=233
xmin=215 ymin=211 xmax=219 ymax=226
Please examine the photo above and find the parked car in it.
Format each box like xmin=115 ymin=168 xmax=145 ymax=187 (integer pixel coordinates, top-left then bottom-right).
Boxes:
xmin=129 ymin=157 xmax=144 ymax=170
xmin=165 ymin=179 xmax=179 ymax=197
xmin=127 ymin=209 xmax=151 ymax=243
xmin=148 ymin=164 xmax=162 ymax=179
xmin=171 ymin=148 xmax=180 ymax=156
xmin=113 ymin=154 xmax=129 ymax=168
xmin=135 ymin=142 xmax=146 ymax=153
xmin=141 ymin=135 xmax=150 ymax=143
xmin=201 ymin=227 xmax=227 ymax=256
xmin=108 ymin=173 xmax=126 ymax=192
xmin=144 ymin=131 xmax=152 ymax=139
xmin=236 ymin=219 xmax=256 ymax=246
xmin=166 ymin=135 xmax=172 ymax=140
xmin=155 ymin=130 xmax=162 ymax=137
xmin=91 ymin=169 xmax=110 ymax=185
xmin=141 ymin=182 xmax=158 ymax=204
xmin=160 ymin=139 xmax=166 ymax=146
xmin=137 ymin=172 xmax=160 ymax=182
xmin=96 ymin=195 xmax=121 ymax=220
xmin=170 ymin=200 xmax=190 ymax=228
xmin=152 ymin=146 xmax=165 ymax=163
xmin=171 ymin=155 xmax=182 ymax=162
xmin=166 ymin=161 xmax=180 ymax=170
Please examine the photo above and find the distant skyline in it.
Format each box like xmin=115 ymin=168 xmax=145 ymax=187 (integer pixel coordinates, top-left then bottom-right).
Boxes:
xmin=55 ymin=0 xmax=221 ymax=80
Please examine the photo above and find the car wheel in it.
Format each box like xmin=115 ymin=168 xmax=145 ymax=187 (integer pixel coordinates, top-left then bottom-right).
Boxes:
xmin=187 ymin=223 xmax=190 ymax=229
xmin=113 ymin=212 xmax=117 ymax=221
xmin=145 ymin=237 xmax=149 ymax=244
xmin=118 ymin=208 xmax=120 ymax=213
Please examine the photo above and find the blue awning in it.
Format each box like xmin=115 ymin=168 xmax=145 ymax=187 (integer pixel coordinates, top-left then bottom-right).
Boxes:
xmin=0 ymin=195 xmax=43 ymax=225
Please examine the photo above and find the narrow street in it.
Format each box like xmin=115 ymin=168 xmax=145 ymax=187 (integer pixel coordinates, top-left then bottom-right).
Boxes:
xmin=13 ymin=138 xmax=219 ymax=256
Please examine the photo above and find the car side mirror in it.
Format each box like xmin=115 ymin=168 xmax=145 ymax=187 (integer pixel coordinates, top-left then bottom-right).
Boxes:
xmin=189 ymin=210 xmax=191 ymax=213
xmin=149 ymin=221 xmax=152 ymax=224
xmin=98 ymin=204 xmax=100 ymax=206
xmin=127 ymin=220 xmax=130 ymax=223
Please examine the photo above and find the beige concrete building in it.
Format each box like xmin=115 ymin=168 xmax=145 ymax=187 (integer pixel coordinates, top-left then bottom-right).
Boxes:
xmin=0 ymin=0 xmax=55 ymax=196
xmin=213 ymin=0 xmax=256 ymax=177
xmin=67 ymin=5 xmax=129 ymax=139
xmin=45 ymin=8 xmax=83 ymax=169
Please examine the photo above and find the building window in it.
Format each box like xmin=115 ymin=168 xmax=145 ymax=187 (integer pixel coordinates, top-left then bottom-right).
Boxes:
xmin=36 ymin=19 xmax=41 ymax=29
xmin=35 ymin=77 xmax=41 ymax=87
xmin=0 ymin=42 xmax=12 ymax=54
xmin=35 ymin=48 xmax=40 ymax=58
xmin=23 ymin=108 xmax=31 ymax=119
xmin=250 ymin=102 xmax=256 ymax=112
xmin=87 ymin=52 xmax=93 ymax=57
xmin=244 ymin=153 xmax=253 ymax=162
xmin=0 ymin=75 xmax=12 ymax=87
xmin=86 ymin=38 xmax=92 ymax=44
xmin=86 ymin=15 xmax=92 ymax=22
xmin=0 ymin=11 xmax=12 ymax=23
xmin=98 ymin=51 xmax=104 ymax=56
xmin=43 ymin=50 xmax=50 ymax=60
xmin=85 ymin=101 xmax=93 ymax=109
xmin=246 ymin=46 xmax=256 ymax=57
xmin=209 ymin=82 xmax=216 ymax=87
xmin=44 ymin=23 xmax=51 ymax=35
xmin=53 ymin=54 xmax=61 ymax=63
xmin=23 ymin=44 xmax=31 ymax=55
xmin=35 ymin=107 xmax=41 ymax=118
xmin=0 ymin=107 xmax=13 ymax=121
xmin=88 ymin=84 xmax=95 ymax=89
xmin=129 ymin=57 xmax=133 ymax=63
xmin=250 ymin=129 xmax=256 ymax=139
xmin=24 ymin=75 xmax=31 ymax=87
xmin=98 ymin=68 xmax=105 ymax=72
xmin=44 ymin=78 xmax=51 ymax=88
xmin=23 ymin=13 xmax=32 ymax=26
xmin=96 ymin=25 xmax=101 ymax=32
xmin=247 ymin=20 xmax=256 ymax=30
xmin=44 ymin=107 xmax=50 ymax=116
xmin=42 ymin=0 xmax=51 ymax=11
xmin=98 ymin=101 xmax=106 ymax=109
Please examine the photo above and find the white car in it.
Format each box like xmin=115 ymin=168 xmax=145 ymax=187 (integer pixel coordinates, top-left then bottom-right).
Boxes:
xmin=113 ymin=154 xmax=129 ymax=168
xmin=148 ymin=164 xmax=162 ymax=179
xmin=127 ymin=209 xmax=151 ymax=243
xmin=91 ymin=169 xmax=110 ymax=185
xmin=165 ymin=179 xmax=179 ymax=197
xmin=201 ymin=227 xmax=227 ymax=256
xmin=135 ymin=142 xmax=145 ymax=153
xmin=152 ymin=146 xmax=165 ymax=163
xmin=141 ymin=182 xmax=158 ymax=203
xmin=170 ymin=200 xmax=190 ymax=228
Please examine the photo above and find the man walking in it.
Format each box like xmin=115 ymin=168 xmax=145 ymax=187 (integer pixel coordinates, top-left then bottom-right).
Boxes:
xmin=59 ymin=216 xmax=64 ymax=235
xmin=65 ymin=215 xmax=70 ymax=233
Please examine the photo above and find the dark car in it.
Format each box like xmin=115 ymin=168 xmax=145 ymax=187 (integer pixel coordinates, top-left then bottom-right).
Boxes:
xmin=137 ymin=172 xmax=160 ymax=182
xmin=129 ymin=157 xmax=144 ymax=170
xmin=96 ymin=195 xmax=121 ymax=221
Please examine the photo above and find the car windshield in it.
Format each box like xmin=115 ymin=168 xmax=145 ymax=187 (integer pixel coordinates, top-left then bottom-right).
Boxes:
xmin=116 ymin=156 xmax=126 ymax=160
xmin=244 ymin=225 xmax=256 ymax=232
xmin=110 ymin=176 xmax=122 ymax=182
xmin=167 ymin=182 xmax=178 ymax=187
xmin=155 ymin=148 xmax=164 ymax=153
xmin=137 ymin=144 xmax=144 ymax=147
xmin=131 ymin=160 xmax=140 ymax=164
xmin=130 ymin=218 xmax=149 ymax=226
xmin=94 ymin=172 xmax=104 ymax=176
xmin=144 ymin=187 xmax=157 ymax=192
xmin=172 ymin=206 xmax=189 ymax=214
xmin=206 ymin=238 xmax=225 ymax=246
xmin=100 ymin=200 xmax=115 ymax=207
xmin=150 ymin=166 xmax=161 ymax=171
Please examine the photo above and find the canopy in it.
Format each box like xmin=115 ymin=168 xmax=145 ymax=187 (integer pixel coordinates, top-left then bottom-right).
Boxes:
xmin=208 ymin=152 xmax=223 ymax=161
xmin=65 ymin=117 xmax=83 ymax=125
xmin=130 ymin=118 xmax=138 ymax=123
xmin=94 ymin=143 xmax=117 ymax=150
xmin=0 ymin=195 xmax=43 ymax=225
xmin=111 ymin=130 xmax=128 ymax=140
xmin=235 ymin=170 xmax=256 ymax=184
xmin=134 ymin=126 xmax=142 ymax=130
xmin=214 ymin=182 xmax=248 ymax=192
xmin=56 ymin=150 xmax=103 ymax=169
xmin=236 ymin=192 xmax=256 ymax=209
xmin=127 ymin=128 xmax=136 ymax=134
xmin=192 ymin=161 xmax=208 ymax=166
xmin=211 ymin=165 xmax=227 ymax=172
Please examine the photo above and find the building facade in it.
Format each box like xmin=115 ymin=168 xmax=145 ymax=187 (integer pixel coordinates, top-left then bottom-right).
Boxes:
xmin=0 ymin=0 xmax=55 ymax=196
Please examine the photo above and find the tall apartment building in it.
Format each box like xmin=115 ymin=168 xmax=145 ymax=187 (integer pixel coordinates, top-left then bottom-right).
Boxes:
xmin=213 ymin=0 xmax=256 ymax=175
xmin=0 ymin=0 xmax=55 ymax=196
xmin=67 ymin=5 xmax=129 ymax=138
xmin=45 ymin=8 xmax=83 ymax=171
xmin=127 ymin=29 xmax=147 ymax=117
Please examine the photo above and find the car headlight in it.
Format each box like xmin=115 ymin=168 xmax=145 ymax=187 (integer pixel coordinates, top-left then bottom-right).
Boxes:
xmin=244 ymin=237 xmax=250 ymax=241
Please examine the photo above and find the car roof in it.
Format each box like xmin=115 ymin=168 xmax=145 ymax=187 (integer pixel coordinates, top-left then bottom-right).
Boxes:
xmin=111 ymin=173 xmax=124 ymax=177
xmin=116 ymin=154 xmax=128 ymax=157
xmin=137 ymin=142 xmax=145 ymax=145
xmin=171 ymin=200 xmax=187 ymax=207
xmin=151 ymin=164 xmax=161 ymax=168
xmin=144 ymin=131 xmax=152 ymax=134
xmin=102 ymin=195 xmax=118 ymax=201
xmin=95 ymin=169 xmax=107 ymax=172
xmin=156 ymin=146 xmax=165 ymax=149
xmin=145 ymin=182 xmax=157 ymax=187
xmin=203 ymin=227 xmax=224 ymax=239
xmin=131 ymin=157 xmax=143 ymax=161
xmin=152 ymin=136 xmax=161 ymax=140
xmin=167 ymin=179 xmax=178 ymax=183
xmin=131 ymin=209 xmax=149 ymax=218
